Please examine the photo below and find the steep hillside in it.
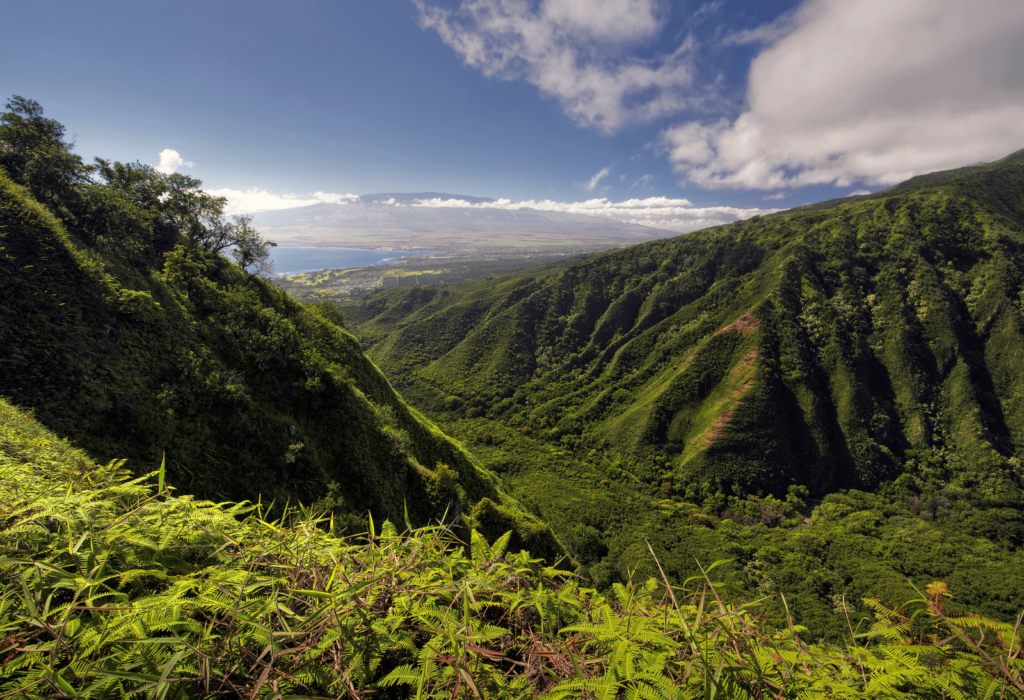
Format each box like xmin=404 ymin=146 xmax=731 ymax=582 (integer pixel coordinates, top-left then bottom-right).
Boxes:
xmin=344 ymin=150 xmax=1024 ymax=634
xmin=349 ymin=151 xmax=1024 ymax=497
xmin=0 ymin=98 xmax=555 ymax=555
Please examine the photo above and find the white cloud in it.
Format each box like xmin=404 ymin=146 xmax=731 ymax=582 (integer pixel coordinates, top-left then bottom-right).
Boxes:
xmin=408 ymin=194 xmax=777 ymax=232
xmin=762 ymin=192 xmax=786 ymax=201
xmin=630 ymin=174 xmax=654 ymax=189
xmin=207 ymin=188 xmax=359 ymax=215
xmin=411 ymin=195 xmax=695 ymax=212
xmin=691 ymin=1 xmax=724 ymax=22
xmin=413 ymin=0 xmax=697 ymax=132
xmin=847 ymin=190 xmax=872 ymax=197
xmin=539 ymin=0 xmax=662 ymax=41
xmin=154 ymin=149 xmax=193 ymax=175
xmin=313 ymin=191 xmax=361 ymax=205
xmin=206 ymin=186 xmax=777 ymax=233
xmin=585 ymin=167 xmax=611 ymax=191
xmin=626 ymin=217 xmax=738 ymax=232
xmin=663 ymin=0 xmax=1024 ymax=190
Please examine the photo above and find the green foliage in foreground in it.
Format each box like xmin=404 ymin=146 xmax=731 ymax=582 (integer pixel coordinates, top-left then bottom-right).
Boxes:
xmin=436 ymin=417 xmax=1024 ymax=642
xmin=3 ymin=393 xmax=1024 ymax=698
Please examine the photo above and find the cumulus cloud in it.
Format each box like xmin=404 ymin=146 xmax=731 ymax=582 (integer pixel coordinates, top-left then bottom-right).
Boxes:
xmin=762 ymin=192 xmax=786 ymax=201
xmin=413 ymin=0 xmax=697 ymax=132
xmin=585 ymin=167 xmax=611 ymax=191
xmin=847 ymin=190 xmax=872 ymax=197
xmin=207 ymin=188 xmax=359 ymax=215
xmin=408 ymin=194 xmax=777 ymax=233
xmin=154 ymin=149 xmax=193 ymax=175
xmin=663 ymin=0 xmax=1024 ymax=189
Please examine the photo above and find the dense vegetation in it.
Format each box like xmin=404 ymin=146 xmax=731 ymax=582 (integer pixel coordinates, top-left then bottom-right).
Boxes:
xmin=3 ymin=398 xmax=1023 ymax=699
xmin=0 ymin=97 xmax=554 ymax=551
xmin=344 ymin=150 xmax=1024 ymax=638
xmin=5 ymin=94 xmax=1024 ymax=694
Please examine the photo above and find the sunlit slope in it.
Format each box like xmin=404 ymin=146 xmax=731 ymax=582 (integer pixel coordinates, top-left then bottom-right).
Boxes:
xmin=0 ymin=173 xmax=558 ymax=555
xmin=346 ymin=152 xmax=1024 ymax=496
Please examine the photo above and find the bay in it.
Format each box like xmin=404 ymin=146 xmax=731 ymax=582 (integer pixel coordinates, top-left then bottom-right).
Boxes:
xmin=268 ymin=247 xmax=440 ymax=276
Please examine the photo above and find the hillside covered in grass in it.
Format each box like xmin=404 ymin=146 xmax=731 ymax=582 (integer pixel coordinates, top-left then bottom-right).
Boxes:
xmin=343 ymin=150 xmax=1024 ymax=636
xmin=0 ymin=97 xmax=554 ymax=552
xmin=2 ymin=397 xmax=1023 ymax=699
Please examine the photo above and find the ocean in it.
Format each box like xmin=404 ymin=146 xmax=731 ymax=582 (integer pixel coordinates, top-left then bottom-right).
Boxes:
xmin=268 ymin=247 xmax=439 ymax=276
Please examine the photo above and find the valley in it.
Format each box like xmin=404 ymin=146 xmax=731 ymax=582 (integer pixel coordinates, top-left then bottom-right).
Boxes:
xmin=341 ymin=150 xmax=1024 ymax=638
xmin=3 ymin=96 xmax=1024 ymax=696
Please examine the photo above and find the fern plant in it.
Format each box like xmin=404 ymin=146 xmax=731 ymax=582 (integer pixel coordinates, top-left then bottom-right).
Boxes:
xmin=2 ymin=397 xmax=1023 ymax=699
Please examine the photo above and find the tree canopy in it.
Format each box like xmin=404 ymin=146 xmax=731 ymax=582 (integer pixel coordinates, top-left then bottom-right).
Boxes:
xmin=0 ymin=95 xmax=276 ymax=270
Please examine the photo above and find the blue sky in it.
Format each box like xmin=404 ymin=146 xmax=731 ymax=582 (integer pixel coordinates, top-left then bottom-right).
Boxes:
xmin=6 ymin=0 xmax=1024 ymax=232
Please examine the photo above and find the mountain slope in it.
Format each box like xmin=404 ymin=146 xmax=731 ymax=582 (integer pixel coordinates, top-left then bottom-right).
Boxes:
xmin=347 ymin=153 xmax=1024 ymax=498
xmin=0 ymin=106 xmax=557 ymax=556
xmin=341 ymin=152 xmax=1024 ymax=634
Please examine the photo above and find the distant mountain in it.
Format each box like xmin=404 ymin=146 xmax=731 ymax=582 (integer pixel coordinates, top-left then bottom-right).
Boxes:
xmin=248 ymin=193 xmax=673 ymax=249
xmin=358 ymin=192 xmax=497 ymax=205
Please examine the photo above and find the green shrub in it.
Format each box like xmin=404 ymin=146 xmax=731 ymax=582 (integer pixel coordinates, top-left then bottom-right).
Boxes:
xmin=3 ymin=407 xmax=1022 ymax=699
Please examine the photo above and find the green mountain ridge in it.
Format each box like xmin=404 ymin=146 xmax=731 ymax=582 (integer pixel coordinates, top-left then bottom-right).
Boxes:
xmin=0 ymin=98 xmax=556 ymax=557
xmin=342 ymin=149 xmax=1024 ymax=635
xmin=347 ymin=151 xmax=1024 ymax=495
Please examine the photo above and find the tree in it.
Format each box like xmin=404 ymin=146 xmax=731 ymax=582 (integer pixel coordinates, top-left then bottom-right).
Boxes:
xmin=93 ymin=158 xmax=168 ymax=210
xmin=87 ymin=159 xmax=179 ymax=257
xmin=229 ymin=214 xmax=277 ymax=277
xmin=163 ymin=173 xmax=231 ymax=253
xmin=1 ymin=96 xmax=274 ymax=272
xmin=0 ymin=96 xmax=89 ymax=214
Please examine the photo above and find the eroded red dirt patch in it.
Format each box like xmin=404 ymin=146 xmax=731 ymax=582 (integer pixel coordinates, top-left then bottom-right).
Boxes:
xmin=717 ymin=311 xmax=758 ymax=335
xmin=703 ymin=408 xmax=737 ymax=445
xmin=695 ymin=346 xmax=758 ymax=450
